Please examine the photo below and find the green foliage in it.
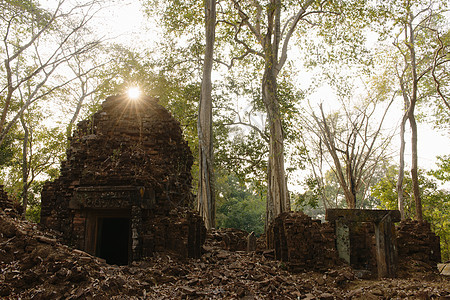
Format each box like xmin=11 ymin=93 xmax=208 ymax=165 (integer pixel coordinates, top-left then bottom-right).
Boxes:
xmin=215 ymin=173 xmax=265 ymax=235
xmin=143 ymin=0 xmax=203 ymax=36
xmin=25 ymin=204 xmax=41 ymax=223
xmin=0 ymin=103 xmax=65 ymax=219
xmin=216 ymin=129 xmax=267 ymax=188
xmin=429 ymin=155 xmax=450 ymax=182
xmin=372 ymin=166 xmax=437 ymax=218
xmin=371 ymin=165 xmax=450 ymax=261
xmin=295 ymin=158 xmax=390 ymax=219
xmin=292 ymin=170 xmax=352 ymax=220
xmin=1 ymin=0 xmax=51 ymax=27
xmin=292 ymin=175 xmax=321 ymax=211
xmin=23 ymin=181 xmax=45 ymax=223
xmin=0 ymin=132 xmax=16 ymax=167
xmin=372 ymin=0 xmax=450 ymax=130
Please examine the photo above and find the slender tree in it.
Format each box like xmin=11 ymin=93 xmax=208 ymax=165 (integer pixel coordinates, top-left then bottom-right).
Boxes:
xmin=306 ymin=98 xmax=394 ymax=209
xmin=19 ymin=113 xmax=30 ymax=217
xmin=430 ymin=28 xmax=450 ymax=127
xmin=222 ymin=0 xmax=335 ymax=226
xmin=0 ymin=0 xmax=103 ymax=146
xmin=197 ymin=0 xmax=216 ymax=229
xmin=381 ymin=0 xmax=450 ymax=221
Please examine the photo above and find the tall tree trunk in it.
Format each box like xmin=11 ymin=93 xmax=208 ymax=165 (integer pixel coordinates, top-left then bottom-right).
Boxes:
xmin=407 ymin=13 xmax=422 ymax=221
xmin=408 ymin=113 xmax=422 ymax=220
xmin=20 ymin=115 xmax=29 ymax=217
xmin=262 ymin=53 xmax=289 ymax=228
xmin=197 ymin=0 xmax=216 ymax=230
xmin=0 ymin=59 xmax=14 ymax=143
xmin=263 ymin=0 xmax=289 ymax=228
xmin=345 ymin=153 xmax=357 ymax=208
xmin=396 ymin=112 xmax=408 ymax=220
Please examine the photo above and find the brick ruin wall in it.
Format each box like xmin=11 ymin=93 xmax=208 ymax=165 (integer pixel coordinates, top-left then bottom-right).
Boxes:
xmin=396 ymin=219 xmax=441 ymax=265
xmin=267 ymin=212 xmax=338 ymax=272
xmin=268 ymin=212 xmax=442 ymax=273
xmin=140 ymin=208 xmax=205 ymax=259
xmin=40 ymin=95 xmax=205 ymax=260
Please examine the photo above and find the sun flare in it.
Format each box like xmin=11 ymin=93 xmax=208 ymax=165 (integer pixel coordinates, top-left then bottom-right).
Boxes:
xmin=127 ymin=87 xmax=141 ymax=100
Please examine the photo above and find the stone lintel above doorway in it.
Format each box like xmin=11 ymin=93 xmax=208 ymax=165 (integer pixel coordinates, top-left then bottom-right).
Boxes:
xmin=326 ymin=209 xmax=401 ymax=224
xmin=69 ymin=186 xmax=155 ymax=210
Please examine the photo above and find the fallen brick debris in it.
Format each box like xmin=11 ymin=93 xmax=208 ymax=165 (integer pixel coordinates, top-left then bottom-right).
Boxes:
xmin=1 ymin=211 xmax=449 ymax=299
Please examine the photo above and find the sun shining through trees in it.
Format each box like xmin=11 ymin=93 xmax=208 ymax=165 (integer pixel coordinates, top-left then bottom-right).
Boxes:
xmin=127 ymin=87 xmax=142 ymax=100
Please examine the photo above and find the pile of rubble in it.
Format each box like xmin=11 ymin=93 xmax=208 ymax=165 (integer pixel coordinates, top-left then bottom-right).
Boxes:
xmin=1 ymin=211 xmax=449 ymax=299
xmin=207 ymin=228 xmax=250 ymax=251
xmin=0 ymin=211 xmax=144 ymax=299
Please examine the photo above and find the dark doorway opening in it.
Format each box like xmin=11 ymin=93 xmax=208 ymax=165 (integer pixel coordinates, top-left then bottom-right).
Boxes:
xmin=96 ymin=217 xmax=130 ymax=265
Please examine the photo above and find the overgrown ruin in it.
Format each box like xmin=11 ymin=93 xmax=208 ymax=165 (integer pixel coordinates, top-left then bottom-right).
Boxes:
xmin=0 ymin=130 xmax=447 ymax=298
xmin=268 ymin=210 xmax=442 ymax=278
xmin=10 ymin=94 xmax=443 ymax=275
xmin=40 ymin=95 xmax=206 ymax=265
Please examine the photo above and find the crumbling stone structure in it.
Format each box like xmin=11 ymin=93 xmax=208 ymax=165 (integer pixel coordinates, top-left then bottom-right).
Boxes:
xmin=397 ymin=219 xmax=441 ymax=265
xmin=267 ymin=211 xmax=338 ymax=272
xmin=40 ymin=95 xmax=205 ymax=265
xmin=208 ymin=228 xmax=250 ymax=252
xmin=326 ymin=209 xmax=400 ymax=278
xmin=268 ymin=210 xmax=442 ymax=278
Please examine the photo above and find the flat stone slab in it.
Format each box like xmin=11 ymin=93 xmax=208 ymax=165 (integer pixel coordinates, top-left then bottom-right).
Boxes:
xmin=326 ymin=209 xmax=401 ymax=223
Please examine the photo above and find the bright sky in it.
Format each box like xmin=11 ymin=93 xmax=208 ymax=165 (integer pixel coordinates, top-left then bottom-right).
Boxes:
xmin=91 ymin=1 xmax=158 ymax=47
xmin=41 ymin=0 xmax=157 ymax=47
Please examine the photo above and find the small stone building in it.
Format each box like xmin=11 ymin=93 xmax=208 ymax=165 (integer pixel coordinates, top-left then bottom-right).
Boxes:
xmin=40 ymin=95 xmax=205 ymax=265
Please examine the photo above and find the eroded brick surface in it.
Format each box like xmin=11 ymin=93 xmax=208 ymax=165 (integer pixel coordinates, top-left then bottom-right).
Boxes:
xmin=267 ymin=211 xmax=338 ymax=272
xmin=397 ymin=219 xmax=441 ymax=265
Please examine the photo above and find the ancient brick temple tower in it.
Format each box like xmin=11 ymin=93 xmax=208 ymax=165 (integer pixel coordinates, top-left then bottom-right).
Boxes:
xmin=40 ymin=95 xmax=205 ymax=265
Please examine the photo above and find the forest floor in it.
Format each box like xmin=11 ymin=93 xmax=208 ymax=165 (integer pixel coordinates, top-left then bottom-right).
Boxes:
xmin=1 ymin=211 xmax=449 ymax=299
